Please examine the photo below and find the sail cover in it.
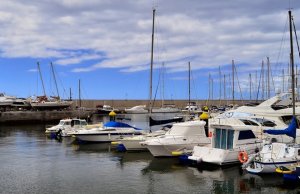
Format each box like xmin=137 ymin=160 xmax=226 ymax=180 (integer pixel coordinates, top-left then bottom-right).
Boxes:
xmin=263 ymin=116 xmax=297 ymax=138
xmin=104 ymin=121 xmax=142 ymax=130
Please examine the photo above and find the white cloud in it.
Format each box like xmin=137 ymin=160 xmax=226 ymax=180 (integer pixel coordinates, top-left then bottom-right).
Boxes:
xmin=0 ymin=0 xmax=299 ymax=78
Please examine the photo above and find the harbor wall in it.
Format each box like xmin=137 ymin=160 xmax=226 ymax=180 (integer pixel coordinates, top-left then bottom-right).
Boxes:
xmin=0 ymin=110 xmax=93 ymax=124
xmin=72 ymin=99 xmax=256 ymax=109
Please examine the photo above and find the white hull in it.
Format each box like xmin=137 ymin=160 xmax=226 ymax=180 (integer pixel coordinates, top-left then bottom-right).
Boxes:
xmin=246 ymin=160 xmax=298 ymax=174
xmin=31 ymin=101 xmax=72 ymax=109
xmin=146 ymin=142 xmax=208 ymax=157
xmin=122 ymin=138 xmax=148 ymax=151
xmin=74 ymin=133 xmax=136 ymax=143
xmin=189 ymin=145 xmax=259 ymax=165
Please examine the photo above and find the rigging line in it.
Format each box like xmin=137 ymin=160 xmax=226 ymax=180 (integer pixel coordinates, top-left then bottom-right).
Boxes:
xmin=292 ymin=17 xmax=300 ymax=62
xmin=256 ymin=62 xmax=263 ymax=101
xmin=275 ymin=14 xmax=289 ymax=71
xmin=234 ymin=64 xmax=244 ymax=103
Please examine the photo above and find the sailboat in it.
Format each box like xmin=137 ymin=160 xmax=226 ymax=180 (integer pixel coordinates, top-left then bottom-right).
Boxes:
xmin=30 ymin=62 xmax=73 ymax=110
xmin=147 ymin=9 xmax=183 ymax=125
xmin=244 ymin=10 xmax=300 ymax=174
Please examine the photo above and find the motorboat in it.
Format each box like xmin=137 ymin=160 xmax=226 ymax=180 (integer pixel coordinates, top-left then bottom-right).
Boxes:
xmin=141 ymin=120 xmax=211 ymax=157
xmin=125 ymin=105 xmax=148 ymax=114
xmin=71 ymin=121 xmax=143 ymax=143
xmin=218 ymin=92 xmax=300 ymax=130
xmin=188 ymin=117 xmax=263 ymax=166
xmin=96 ymin=104 xmax=120 ymax=114
xmin=118 ymin=126 xmax=170 ymax=151
xmin=0 ymin=93 xmax=15 ymax=106
xmin=45 ymin=118 xmax=94 ymax=137
xmin=0 ymin=93 xmax=30 ymax=109
xmin=181 ymin=102 xmax=202 ymax=114
xmin=211 ymin=113 xmax=300 ymax=143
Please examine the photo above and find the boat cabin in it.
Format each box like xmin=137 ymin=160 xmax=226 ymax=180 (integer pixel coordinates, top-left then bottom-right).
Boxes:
xmin=210 ymin=124 xmax=258 ymax=150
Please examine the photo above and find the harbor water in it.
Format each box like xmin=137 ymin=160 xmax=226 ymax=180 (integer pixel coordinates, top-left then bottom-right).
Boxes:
xmin=0 ymin=114 xmax=300 ymax=194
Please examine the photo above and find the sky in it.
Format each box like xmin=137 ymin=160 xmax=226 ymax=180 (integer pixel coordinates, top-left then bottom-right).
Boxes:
xmin=1 ymin=0 xmax=300 ymax=100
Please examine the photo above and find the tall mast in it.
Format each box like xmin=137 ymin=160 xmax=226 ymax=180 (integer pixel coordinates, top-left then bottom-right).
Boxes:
xmin=282 ymin=69 xmax=285 ymax=92
xmin=50 ymin=62 xmax=60 ymax=99
xmin=219 ymin=66 xmax=221 ymax=105
xmin=188 ymin=62 xmax=191 ymax=115
xmin=79 ymin=79 xmax=81 ymax=107
xmin=249 ymin=73 xmax=252 ymax=100
xmin=267 ymin=57 xmax=270 ymax=98
xmin=162 ymin=62 xmax=165 ymax=107
xmin=261 ymin=60 xmax=265 ymax=100
xmin=149 ymin=8 xmax=156 ymax=113
xmin=37 ymin=62 xmax=46 ymax=96
xmin=232 ymin=60 xmax=235 ymax=105
xmin=289 ymin=10 xmax=295 ymax=116
xmin=224 ymin=74 xmax=226 ymax=104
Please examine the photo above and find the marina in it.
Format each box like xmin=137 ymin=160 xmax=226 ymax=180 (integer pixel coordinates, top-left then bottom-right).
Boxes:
xmin=1 ymin=1 xmax=300 ymax=193
xmin=0 ymin=115 xmax=299 ymax=194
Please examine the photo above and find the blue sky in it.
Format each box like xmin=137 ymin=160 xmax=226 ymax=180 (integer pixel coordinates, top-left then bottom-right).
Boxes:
xmin=0 ymin=0 xmax=300 ymax=100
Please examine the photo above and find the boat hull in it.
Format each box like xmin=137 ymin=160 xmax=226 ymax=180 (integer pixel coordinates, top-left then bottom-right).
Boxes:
xmin=246 ymin=160 xmax=299 ymax=174
xmin=74 ymin=133 xmax=137 ymax=143
xmin=189 ymin=145 xmax=259 ymax=166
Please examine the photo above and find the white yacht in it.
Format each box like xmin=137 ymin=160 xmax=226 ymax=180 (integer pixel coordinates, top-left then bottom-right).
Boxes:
xmin=141 ymin=120 xmax=211 ymax=157
xmin=182 ymin=102 xmax=202 ymax=114
xmin=0 ymin=93 xmax=15 ymax=106
xmin=188 ymin=118 xmax=263 ymax=166
xmin=118 ymin=127 xmax=169 ymax=151
xmin=45 ymin=118 xmax=91 ymax=137
xmin=72 ymin=121 xmax=143 ymax=143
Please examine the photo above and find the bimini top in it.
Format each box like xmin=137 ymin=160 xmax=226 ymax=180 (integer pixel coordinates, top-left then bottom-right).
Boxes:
xmin=104 ymin=121 xmax=142 ymax=130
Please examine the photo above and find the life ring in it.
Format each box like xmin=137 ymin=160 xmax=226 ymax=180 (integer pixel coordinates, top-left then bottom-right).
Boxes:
xmin=238 ymin=151 xmax=248 ymax=163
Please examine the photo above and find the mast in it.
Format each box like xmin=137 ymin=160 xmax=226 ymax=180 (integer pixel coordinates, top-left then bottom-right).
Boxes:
xmin=224 ymin=74 xmax=226 ymax=105
xmin=50 ymin=62 xmax=60 ymax=99
xmin=37 ymin=62 xmax=46 ymax=96
xmin=149 ymin=8 xmax=156 ymax=113
xmin=69 ymin=88 xmax=72 ymax=101
xmin=219 ymin=66 xmax=221 ymax=105
xmin=188 ymin=62 xmax=191 ymax=115
xmin=289 ymin=10 xmax=295 ymax=116
xmin=249 ymin=73 xmax=252 ymax=100
xmin=282 ymin=69 xmax=285 ymax=92
xmin=267 ymin=57 xmax=270 ymax=99
xmin=232 ymin=60 xmax=235 ymax=105
xmin=79 ymin=79 xmax=81 ymax=107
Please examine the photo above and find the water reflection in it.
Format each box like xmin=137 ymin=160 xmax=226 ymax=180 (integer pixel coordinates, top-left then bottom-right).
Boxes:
xmin=1 ymin=117 xmax=300 ymax=194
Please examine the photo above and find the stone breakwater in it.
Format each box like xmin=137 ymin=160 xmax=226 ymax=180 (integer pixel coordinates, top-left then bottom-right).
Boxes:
xmin=0 ymin=109 xmax=94 ymax=124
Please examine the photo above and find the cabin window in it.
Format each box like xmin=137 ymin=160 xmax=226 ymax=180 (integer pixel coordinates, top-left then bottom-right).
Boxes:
xmin=298 ymin=149 xmax=300 ymax=156
xmin=239 ymin=119 xmax=259 ymax=126
xmin=81 ymin=121 xmax=88 ymax=126
xmin=252 ymin=118 xmax=276 ymax=127
xmin=214 ymin=128 xmax=234 ymax=150
xmin=65 ymin=121 xmax=71 ymax=125
xmin=73 ymin=120 xmax=81 ymax=126
xmin=238 ymin=130 xmax=256 ymax=140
